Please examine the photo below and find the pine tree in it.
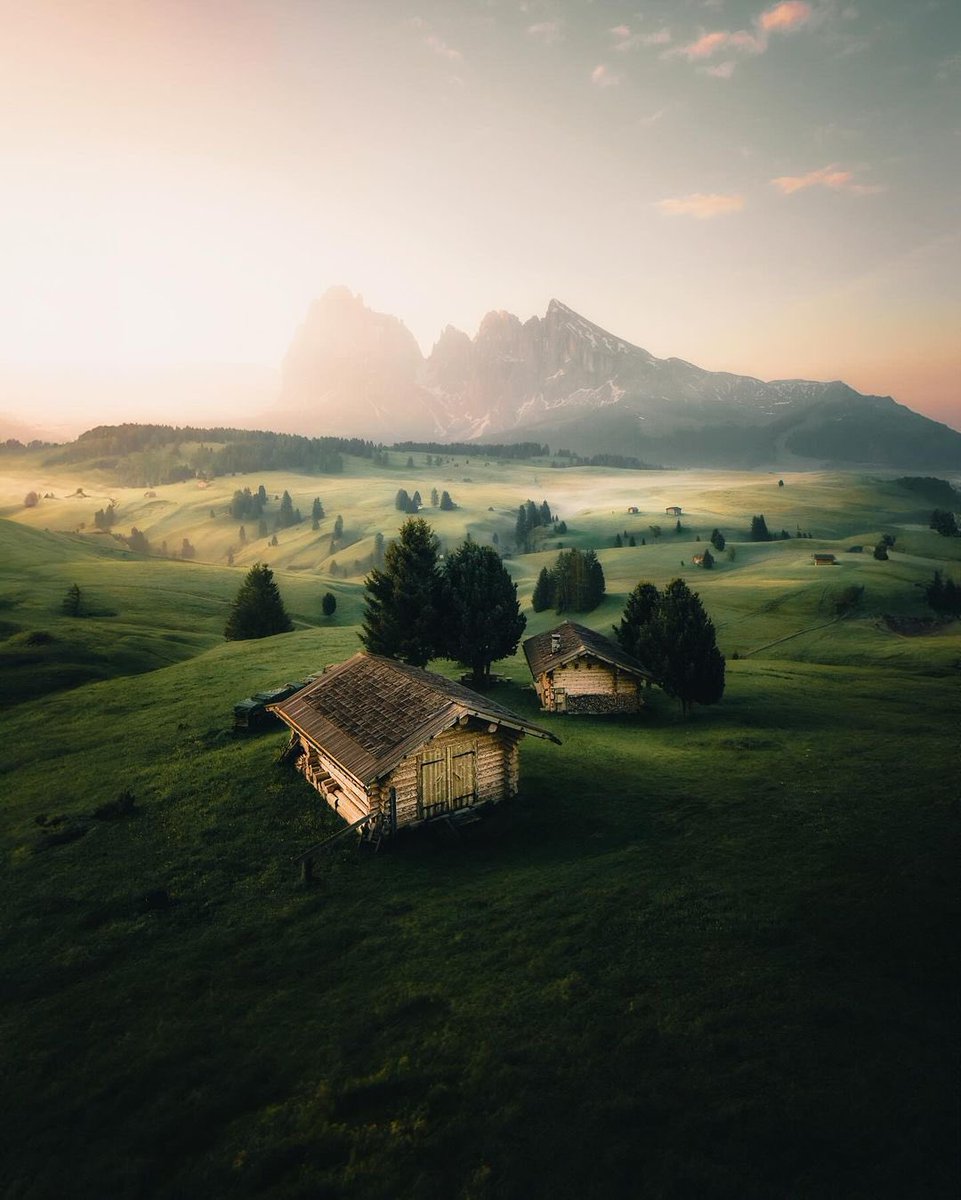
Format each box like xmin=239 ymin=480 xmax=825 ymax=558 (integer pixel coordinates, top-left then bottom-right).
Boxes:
xmin=258 ymin=518 xmax=268 ymax=539
xmin=615 ymin=579 xmax=724 ymax=714
xmin=430 ymin=487 xmax=439 ymax=507
xmin=930 ymin=509 xmax=960 ymax=538
xmin=395 ymin=488 xmax=411 ymax=512
xmin=321 ymin=591 xmax=337 ymax=617
xmin=312 ymin=497 xmax=325 ymax=522
xmin=614 ymin=533 xmax=623 ymax=547
xmin=710 ymin=528 xmax=725 ymax=551
xmin=224 ymin=563 xmax=294 ymax=640
xmin=532 ymin=566 xmax=556 ymax=612
xmin=702 ymin=547 xmax=715 ymax=569
xmin=750 ymin=514 xmax=771 ymax=542
xmin=651 ymin=579 xmax=725 ymax=716
xmin=412 ymin=491 xmax=422 ymax=510
xmin=515 ymin=504 xmax=529 ymax=551
xmin=442 ymin=542 xmax=526 ymax=684
xmin=360 ymin=518 xmax=442 ymax=666
xmin=62 ymin=582 xmax=83 ymax=617
xmin=279 ymin=490 xmax=295 ymax=528
xmin=614 ymin=581 xmax=660 ymax=662
xmin=440 ymin=491 xmax=455 ymax=511
xmin=238 ymin=525 xmax=247 ymax=545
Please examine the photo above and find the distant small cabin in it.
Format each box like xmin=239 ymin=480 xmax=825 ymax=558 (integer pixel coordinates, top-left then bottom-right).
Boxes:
xmin=523 ymin=622 xmax=654 ymax=715
xmin=269 ymin=652 xmax=558 ymax=835
xmin=665 ymin=505 xmax=682 ymax=516
xmin=627 ymin=505 xmax=639 ymax=514
xmin=813 ymin=553 xmax=837 ymax=566
xmin=691 ymin=553 xmax=707 ymax=567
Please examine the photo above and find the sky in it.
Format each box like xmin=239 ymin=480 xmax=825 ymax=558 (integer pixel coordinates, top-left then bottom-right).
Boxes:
xmin=1 ymin=0 xmax=959 ymax=437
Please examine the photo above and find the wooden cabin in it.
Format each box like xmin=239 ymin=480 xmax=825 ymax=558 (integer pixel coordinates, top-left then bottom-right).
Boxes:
xmin=665 ymin=505 xmax=683 ymax=516
xmin=813 ymin=553 xmax=837 ymax=566
xmin=627 ymin=505 xmax=639 ymax=514
xmin=523 ymin=622 xmax=654 ymax=715
xmin=268 ymin=652 xmax=559 ymax=835
xmin=691 ymin=553 xmax=707 ymax=567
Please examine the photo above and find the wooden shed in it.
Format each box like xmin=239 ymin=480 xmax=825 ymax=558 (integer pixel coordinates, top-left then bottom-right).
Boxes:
xmin=813 ymin=553 xmax=837 ymax=566
xmin=268 ymin=652 xmax=559 ymax=835
xmin=522 ymin=621 xmax=654 ymax=715
xmin=665 ymin=505 xmax=683 ymax=516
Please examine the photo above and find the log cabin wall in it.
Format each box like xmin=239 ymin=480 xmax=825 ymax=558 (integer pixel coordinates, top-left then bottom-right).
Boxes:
xmin=543 ymin=658 xmax=642 ymax=714
xmin=385 ymin=724 xmax=522 ymax=829
xmin=297 ymin=737 xmax=375 ymax=825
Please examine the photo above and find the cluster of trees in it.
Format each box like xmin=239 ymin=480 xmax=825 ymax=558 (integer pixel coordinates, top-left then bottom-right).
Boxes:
xmin=93 ymin=504 xmax=117 ymax=530
xmin=873 ymin=534 xmax=896 ymax=560
xmin=361 ymin=519 xmax=526 ymax=684
xmin=515 ymin=499 xmax=554 ymax=551
xmin=922 ymin=570 xmax=961 ymax=615
xmin=532 ymin=548 xmax=605 ymax=614
xmin=750 ymin=515 xmax=792 ymax=541
xmin=396 ymin=487 xmax=455 ymax=513
xmin=229 ymin=486 xmax=267 ymax=520
xmin=930 ymin=509 xmax=959 ymax=538
xmin=614 ymin=579 xmax=725 ymax=716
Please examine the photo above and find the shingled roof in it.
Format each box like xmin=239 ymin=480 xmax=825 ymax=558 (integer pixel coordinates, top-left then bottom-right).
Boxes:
xmin=269 ymin=652 xmax=559 ymax=786
xmin=523 ymin=621 xmax=654 ymax=681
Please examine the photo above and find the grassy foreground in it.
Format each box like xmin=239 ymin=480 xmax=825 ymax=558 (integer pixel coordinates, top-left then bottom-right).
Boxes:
xmin=1 ymin=462 xmax=959 ymax=1199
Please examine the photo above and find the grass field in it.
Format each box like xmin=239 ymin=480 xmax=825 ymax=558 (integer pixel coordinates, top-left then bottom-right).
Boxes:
xmin=1 ymin=457 xmax=958 ymax=1199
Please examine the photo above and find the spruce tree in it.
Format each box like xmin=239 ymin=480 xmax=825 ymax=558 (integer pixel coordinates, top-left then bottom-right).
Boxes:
xmin=750 ymin=515 xmax=771 ymax=542
xmin=279 ymin=490 xmax=295 ymax=528
xmin=430 ymin=487 xmax=439 ymax=507
xmin=614 ymin=581 xmax=660 ymax=662
xmin=440 ymin=491 xmax=455 ymax=511
xmin=532 ymin=566 xmax=556 ymax=612
xmin=710 ymin=528 xmax=725 ymax=551
xmin=360 ymin=518 xmax=442 ymax=666
xmin=442 ymin=542 xmax=526 ymax=685
xmin=651 ymin=579 xmax=725 ymax=716
xmin=321 ymin=591 xmax=337 ymax=617
xmin=224 ymin=563 xmax=294 ymax=640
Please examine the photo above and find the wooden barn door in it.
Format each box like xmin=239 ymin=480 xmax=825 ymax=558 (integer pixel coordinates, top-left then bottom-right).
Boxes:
xmin=418 ymin=746 xmax=477 ymax=820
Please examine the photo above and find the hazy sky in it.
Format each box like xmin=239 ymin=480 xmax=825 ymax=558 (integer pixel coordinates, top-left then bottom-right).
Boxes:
xmin=1 ymin=0 xmax=959 ymax=433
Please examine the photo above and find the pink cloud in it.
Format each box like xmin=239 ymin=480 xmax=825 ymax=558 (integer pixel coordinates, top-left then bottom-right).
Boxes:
xmin=674 ymin=1 xmax=812 ymax=66
xmin=758 ymin=1 xmax=812 ymax=33
xmin=679 ymin=30 xmax=732 ymax=60
xmin=591 ymin=64 xmax=621 ymax=87
xmin=656 ymin=192 xmax=745 ymax=218
xmin=610 ymin=25 xmax=631 ymax=39
xmin=770 ymin=164 xmax=884 ymax=195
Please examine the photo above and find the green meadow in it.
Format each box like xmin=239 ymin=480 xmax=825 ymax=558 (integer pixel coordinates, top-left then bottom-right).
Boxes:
xmin=1 ymin=455 xmax=958 ymax=1199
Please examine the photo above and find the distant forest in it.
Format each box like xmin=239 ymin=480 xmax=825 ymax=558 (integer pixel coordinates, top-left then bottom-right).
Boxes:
xmin=42 ymin=424 xmax=383 ymax=486
xmin=17 ymin=423 xmax=665 ymax=487
xmin=393 ymin=440 xmax=549 ymax=460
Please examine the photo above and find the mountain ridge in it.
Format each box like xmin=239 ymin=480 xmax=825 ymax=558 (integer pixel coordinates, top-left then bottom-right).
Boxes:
xmin=274 ymin=288 xmax=961 ymax=469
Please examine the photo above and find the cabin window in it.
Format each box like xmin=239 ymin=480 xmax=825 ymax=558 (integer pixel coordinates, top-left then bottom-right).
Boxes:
xmin=417 ymin=745 xmax=477 ymax=819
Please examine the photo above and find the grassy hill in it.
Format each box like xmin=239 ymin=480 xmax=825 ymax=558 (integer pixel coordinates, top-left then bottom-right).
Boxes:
xmin=1 ymin=461 xmax=958 ymax=1199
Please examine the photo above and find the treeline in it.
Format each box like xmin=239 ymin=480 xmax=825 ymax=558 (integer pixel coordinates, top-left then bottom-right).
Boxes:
xmin=44 ymin=424 xmax=385 ymax=484
xmin=897 ymin=476 xmax=961 ymax=507
xmin=553 ymin=451 xmax=661 ymax=470
xmin=392 ymin=441 xmax=549 ymax=460
xmin=2 ymin=438 xmax=58 ymax=453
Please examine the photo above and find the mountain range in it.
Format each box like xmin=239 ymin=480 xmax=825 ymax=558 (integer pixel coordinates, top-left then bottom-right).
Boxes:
xmin=274 ymin=287 xmax=961 ymax=469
